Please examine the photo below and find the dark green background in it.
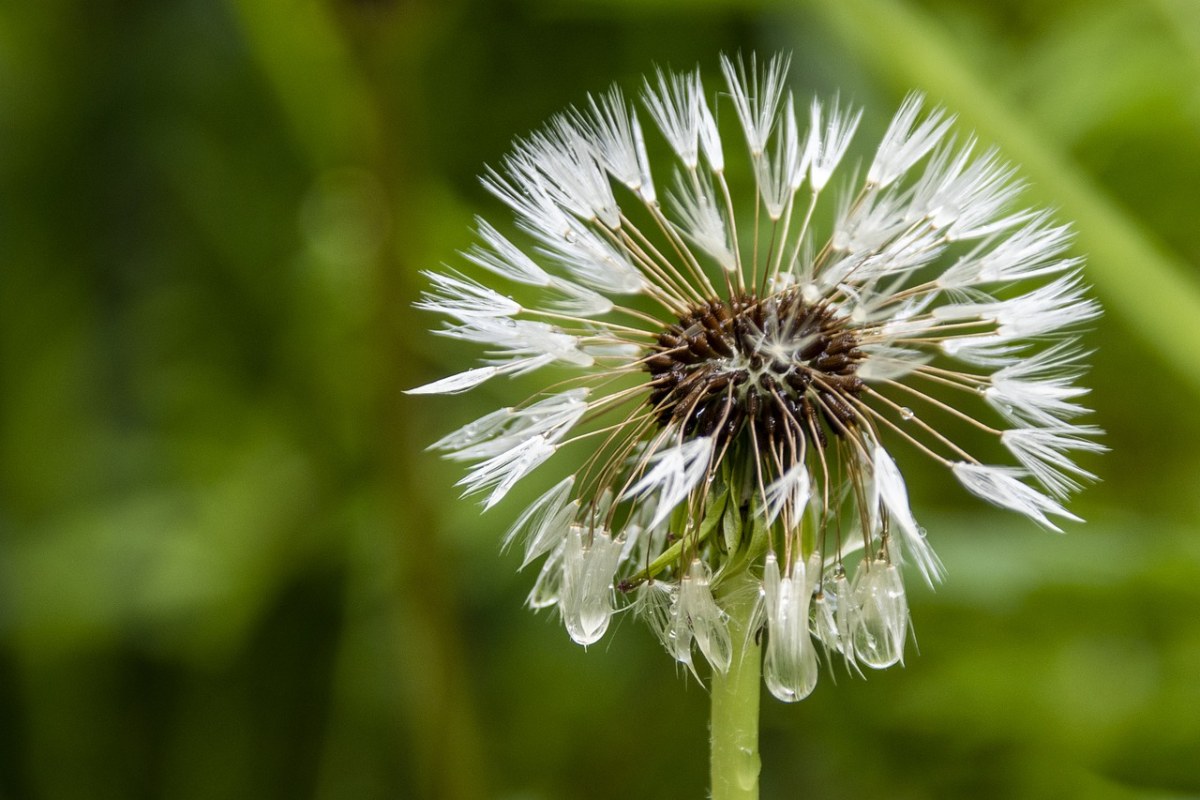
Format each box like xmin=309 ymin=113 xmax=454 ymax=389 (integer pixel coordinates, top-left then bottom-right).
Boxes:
xmin=3 ymin=0 xmax=1199 ymax=797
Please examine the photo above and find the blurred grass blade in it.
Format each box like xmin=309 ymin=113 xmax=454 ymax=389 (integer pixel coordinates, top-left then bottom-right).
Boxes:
xmin=225 ymin=0 xmax=380 ymax=167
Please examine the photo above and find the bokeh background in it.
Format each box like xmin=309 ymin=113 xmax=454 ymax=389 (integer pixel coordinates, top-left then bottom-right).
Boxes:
xmin=3 ymin=0 xmax=1200 ymax=797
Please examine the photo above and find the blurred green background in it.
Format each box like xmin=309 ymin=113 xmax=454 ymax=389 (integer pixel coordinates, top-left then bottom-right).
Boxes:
xmin=3 ymin=0 xmax=1200 ymax=798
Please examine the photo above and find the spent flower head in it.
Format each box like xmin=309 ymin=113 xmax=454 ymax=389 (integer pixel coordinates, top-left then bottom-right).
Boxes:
xmin=410 ymin=54 xmax=1102 ymax=702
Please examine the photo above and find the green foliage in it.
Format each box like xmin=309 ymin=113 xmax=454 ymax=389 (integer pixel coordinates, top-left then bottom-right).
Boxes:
xmin=1 ymin=0 xmax=1198 ymax=797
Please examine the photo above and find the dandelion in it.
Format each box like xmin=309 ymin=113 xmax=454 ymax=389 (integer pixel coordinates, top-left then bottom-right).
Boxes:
xmin=409 ymin=54 xmax=1101 ymax=798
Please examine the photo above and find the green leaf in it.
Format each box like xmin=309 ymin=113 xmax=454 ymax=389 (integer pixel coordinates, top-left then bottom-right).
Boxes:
xmin=722 ymin=499 xmax=743 ymax=552
xmin=700 ymin=488 xmax=730 ymax=546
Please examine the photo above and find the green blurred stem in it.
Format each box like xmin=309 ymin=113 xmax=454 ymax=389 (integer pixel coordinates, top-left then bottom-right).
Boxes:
xmin=710 ymin=570 xmax=762 ymax=800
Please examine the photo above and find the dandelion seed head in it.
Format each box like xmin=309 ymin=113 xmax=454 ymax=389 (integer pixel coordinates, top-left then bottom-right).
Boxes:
xmin=409 ymin=54 xmax=1102 ymax=701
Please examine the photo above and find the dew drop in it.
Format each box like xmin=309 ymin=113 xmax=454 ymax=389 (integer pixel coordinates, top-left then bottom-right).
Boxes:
xmin=850 ymin=562 xmax=908 ymax=669
xmin=899 ymin=407 xmax=915 ymax=421
xmin=736 ymin=746 xmax=761 ymax=790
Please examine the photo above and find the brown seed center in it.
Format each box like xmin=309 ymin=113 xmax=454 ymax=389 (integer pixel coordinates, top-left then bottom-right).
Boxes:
xmin=645 ymin=291 xmax=866 ymax=448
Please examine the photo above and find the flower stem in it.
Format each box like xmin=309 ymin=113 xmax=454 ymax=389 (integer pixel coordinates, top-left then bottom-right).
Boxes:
xmin=710 ymin=571 xmax=762 ymax=800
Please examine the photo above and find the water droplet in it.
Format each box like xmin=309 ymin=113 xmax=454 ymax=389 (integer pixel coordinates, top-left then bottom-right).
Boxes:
xmin=899 ymin=407 xmax=915 ymax=421
xmin=851 ymin=561 xmax=908 ymax=669
xmin=736 ymin=746 xmax=761 ymax=790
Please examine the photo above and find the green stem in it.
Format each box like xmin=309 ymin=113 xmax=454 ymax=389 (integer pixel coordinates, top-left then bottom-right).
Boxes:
xmin=710 ymin=572 xmax=762 ymax=800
